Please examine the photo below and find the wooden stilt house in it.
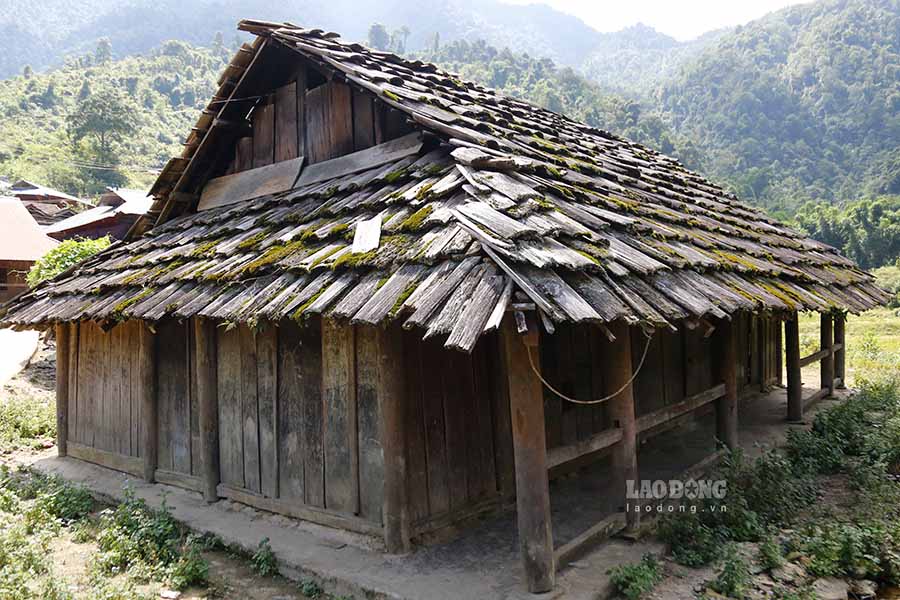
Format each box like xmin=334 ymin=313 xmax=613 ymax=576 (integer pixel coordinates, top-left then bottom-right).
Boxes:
xmin=0 ymin=21 xmax=889 ymax=592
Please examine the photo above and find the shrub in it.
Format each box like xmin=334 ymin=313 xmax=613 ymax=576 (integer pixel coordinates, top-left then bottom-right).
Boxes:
xmin=0 ymin=389 xmax=55 ymax=452
xmin=709 ymin=543 xmax=750 ymax=598
xmin=608 ymin=554 xmax=662 ymax=600
xmin=758 ymin=534 xmax=784 ymax=571
xmin=166 ymin=543 xmax=209 ymax=590
xmin=251 ymin=537 xmax=278 ymax=576
xmin=26 ymin=236 xmax=111 ymax=287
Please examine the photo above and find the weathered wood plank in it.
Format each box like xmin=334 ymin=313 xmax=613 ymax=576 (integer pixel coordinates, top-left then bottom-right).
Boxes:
xmin=547 ymin=427 xmax=623 ymax=470
xmin=820 ymin=313 xmax=834 ymax=396
xmin=353 ymin=90 xmax=376 ymax=151
xmin=355 ymin=326 xmax=384 ymax=523
xmin=485 ymin=333 xmax=515 ymax=497
xmin=716 ymin=320 xmax=739 ymax=449
xmin=55 ymin=324 xmax=70 ymax=457
xmin=403 ymin=332 xmax=430 ymax=522
xmin=296 ymin=131 xmax=423 ymax=188
xmin=834 ymin=314 xmax=846 ymax=389
xmin=139 ymin=323 xmax=157 ymax=482
xmin=257 ymin=326 xmax=279 ymax=498
xmin=194 ymin=318 xmax=219 ymax=503
xmin=252 ymin=102 xmax=275 ymax=168
xmin=636 ymin=384 xmax=726 ymax=433
xmin=799 ymin=347 xmax=831 ymax=368
xmin=69 ymin=441 xmax=144 ymax=478
xmin=305 ymin=81 xmax=354 ymax=164
xmin=197 ymin=156 xmax=305 ymax=211
xmin=376 ymin=325 xmax=410 ymax=551
xmin=217 ymin=326 xmax=244 ymax=488
xmin=471 ymin=339 xmax=498 ymax=500
xmin=442 ymin=348 xmax=470 ymax=509
xmin=604 ymin=320 xmax=638 ymax=531
xmin=240 ymin=326 xmax=261 ymax=493
xmin=554 ymin=513 xmax=626 ymax=570
xmin=274 ymin=82 xmax=299 ymax=162
xmin=301 ymin=319 xmax=325 ymax=508
xmin=68 ymin=323 xmax=79 ymax=449
xmin=295 ymin=67 xmax=308 ymax=164
xmin=785 ymin=316 xmax=803 ymax=421
xmin=321 ymin=320 xmax=358 ymax=514
xmin=421 ymin=339 xmax=450 ymax=516
xmin=277 ymin=321 xmax=306 ymax=501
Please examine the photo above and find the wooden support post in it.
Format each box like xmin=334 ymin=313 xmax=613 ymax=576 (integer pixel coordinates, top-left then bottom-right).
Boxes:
xmin=785 ymin=315 xmax=803 ymax=422
xmin=776 ymin=317 xmax=783 ymax=386
xmin=820 ymin=313 xmax=834 ymax=396
xmin=55 ymin=323 xmax=70 ymax=457
xmin=603 ymin=320 xmax=639 ymax=531
xmin=500 ymin=315 xmax=554 ymax=593
xmin=378 ymin=325 xmax=410 ymax=554
xmin=139 ymin=322 xmax=157 ymax=483
xmin=194 ymin=318 xmax=219 ymax=503
xmin=834 ymin=314 xmax=846 ymax=389
xmin=716 ymin=319 xmax=739 ymax=449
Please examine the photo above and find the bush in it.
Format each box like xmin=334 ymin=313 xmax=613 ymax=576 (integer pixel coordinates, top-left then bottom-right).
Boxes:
xmin=251 ymin=537 xmax=278 ymax=576
xmin=608 ymin=554 xmax=662 ymax=600
xmin=26 ymin=236 xmax=111 ymax=287
xmin=758 ymin=534 xmax=784 ymax=571
xmin=709 ymin=543 xmax=750 ymax=598
xmin=0 ymin=390 xmax=55 ymax=452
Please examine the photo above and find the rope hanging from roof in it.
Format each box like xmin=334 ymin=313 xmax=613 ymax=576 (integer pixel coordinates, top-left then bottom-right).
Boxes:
xmin=525 ymin=330 xmax=654 ymax=405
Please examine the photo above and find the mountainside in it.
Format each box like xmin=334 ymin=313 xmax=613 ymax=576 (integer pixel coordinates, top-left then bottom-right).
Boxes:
xmin=657 ymin=0 xmax=900 ymax=211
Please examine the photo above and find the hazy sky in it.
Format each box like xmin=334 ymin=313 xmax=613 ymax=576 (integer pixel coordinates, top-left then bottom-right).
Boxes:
xmin=501 ymin=0 xmax=812 ymax=41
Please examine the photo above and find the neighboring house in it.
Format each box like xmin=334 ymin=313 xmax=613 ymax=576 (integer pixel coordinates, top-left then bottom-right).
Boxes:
xmin=0 ymin=197 xmax=57 ymax=302
xmin=45 ymin=188 xmax=152 ymax=241
xmin=0 ymin=21 xmax=890 ymax=593
xmin=9 ymin=180 xmax=91 ymax=225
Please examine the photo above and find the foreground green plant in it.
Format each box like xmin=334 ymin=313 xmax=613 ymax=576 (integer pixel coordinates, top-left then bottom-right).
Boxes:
xmin=608 ymin=553 xmax=662 ymax=599
xmin=27 ymin=236 xmax=111 ymax=287
xmin=252 ymin=537 xmax=278 ymax=576
xmin=709 ymin=543 xmax=750 ymax=597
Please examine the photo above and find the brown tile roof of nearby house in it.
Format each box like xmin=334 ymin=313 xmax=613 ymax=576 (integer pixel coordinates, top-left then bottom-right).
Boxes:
xmin=0 ymin=21 xmax=889 ymax=348
xmin=0 ymin=197 xmax=58 ymax=262
xmin=44 ymin=190 xmax=152 ymax=236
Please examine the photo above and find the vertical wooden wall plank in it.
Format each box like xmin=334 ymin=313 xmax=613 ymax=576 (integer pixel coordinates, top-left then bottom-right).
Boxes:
xmin=68 ymin=323 xmax=79 ymax=447
xmin=240 ymin=326 xmax=261 ymax=493
xmin=277 ymin=321 xmax=305 ymax=501
xmin=305 ymin=82 xmax=354 ymax=164
xmin=356 ymin=326 xmax=384 ymax=523
xmin=352 ymin=90 xmax=375 ymax=151
xmin=402 ymin=332 xmax=430 ymax=521
xmin=377 ymin=325 xmax=410 ymax=552
xmin=442 ymin=347 xmax=469 ymax=509
xmin=716 ymin=319 xmax=739 ymax=449
xmin=234 ymin=137 xmax=253 ymax=173
xmin=257 ymin=326 xmax=279 ymax=498
xmin=632 ymin=332 xmax=664 ymax=417
xmin=540 ymin=334 xmax=562 ymax=449
xmin=195 ymin=318 xmax=220 ymax=503
xmin=588 ymin=328 xmax=608 ymax=434
xmin=486 ymin=332 xmax=515 ymax=497
xmin=458 ymin=351 xmax=489 ymax=500
xmin=471 ymin=340 xmax=498 ymax=499
xmin=322 ymin=320 xmax=358 ymax=513
xmin=55 ymin=324 xmax=70 ymax=457
xmin=571 ymin=327 xmax=594 ymax=441
xmin=421 ymin=339 xmax=450 ymax=516
xmin=139 ymin=322 xmax=157 ymax=482
xmin=556 ymin=326 xmax=578 ymax=446
xmin=217 ymin=327 xmax=244 ymax=488
xmin=662 ymin=328 xmax=684 ymax=407
xmin=301 ymin=319 xmax=325 ymax=508
xmin=252 ymin=102 xmax=275 ymax=169
xmin=274 ymin=82 xmax=299 ymax=162
xmin=295 ymin=67 xmax=308 ymax=160
xmin=190 ymin=323 xmax=200 ymax=477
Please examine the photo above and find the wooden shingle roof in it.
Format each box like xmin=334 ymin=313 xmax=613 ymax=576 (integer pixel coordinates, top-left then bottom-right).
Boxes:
xmin=0 ymin=21 xmax=888 ymax=349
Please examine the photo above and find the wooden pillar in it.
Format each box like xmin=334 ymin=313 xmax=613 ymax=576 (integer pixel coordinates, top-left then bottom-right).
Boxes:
xmin=194 ymin=318 xmax=219 ymax=503
xmin=834 ymin=314 xmax=846 ymax=389
xmin=139 ymin=322 xmax=158 ymax=482
xmin=378 ymin=325 xmax=410 ymax=554
xmin=602 ymin=320 xmax=639 ymax=531
xmin=785 ymin=315 xmax=802 ymax=421
xmin=820 ymin=313 xmax=834 ymax=396
xmin=716 ymin=319 xmax=739 ymax=449
xmin=775 ymin=317 xmax=783 ymax=386
xmin=55 ymin=323 xmax=70 ymax=457
xmin=500 ymin=315 xmax=554 ymax=593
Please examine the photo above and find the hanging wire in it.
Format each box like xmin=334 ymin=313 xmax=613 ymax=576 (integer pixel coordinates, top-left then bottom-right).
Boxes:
xmin=525 ymin=329 xmax=654 ymax=405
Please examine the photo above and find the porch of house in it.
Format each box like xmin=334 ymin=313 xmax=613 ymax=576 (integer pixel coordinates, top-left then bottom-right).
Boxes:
xmin=30 ymin=374 xmax=845 ymax=600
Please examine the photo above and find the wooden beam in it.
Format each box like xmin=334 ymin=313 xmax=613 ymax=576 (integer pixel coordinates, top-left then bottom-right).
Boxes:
xmin=799 ymin=348 xmax=831 ymax=368
xmin=68 ymin=442 xmax=144 ymax=478
xmin=834 ymin=314 xmax=846 ymax=389
xmin=377 ymin=325 xmax=411 ymax=553
xmin=500 ymin=314 xmax=554 ymax=593
xmin=603 ymin=320 xmax=639 ymax=531
xmin=717 ymin=319 xmax=739 ymax=449
xmin=554 ymin=513 xmax=626 ymax=570
xmin=547 ymin=427 xmax=623 ymax=470
xmin=820 ymin=313 xmax=834 ymax=396
xmin=785 ymin=316 xmax=802 ymax=422
xmin=55 ymin=323 xmax=70 ymax=457
xmin=636 ymin=384 xmax=725 ymax=434
xmin=139 ymin=322 xmax=157 ymax=482
xmin=194 ymin=318 xmax=220 ymax=503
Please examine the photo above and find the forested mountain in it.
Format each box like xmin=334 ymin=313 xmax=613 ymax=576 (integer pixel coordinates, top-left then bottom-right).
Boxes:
xmin=0 ymin=39 xmax=230 ymax=196
xmin=657 ymin=0 xmax=900 ymax=212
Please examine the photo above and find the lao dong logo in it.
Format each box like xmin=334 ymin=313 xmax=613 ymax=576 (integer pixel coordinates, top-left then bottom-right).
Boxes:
xmin=625 ymin=479 xmax=728 ymax=514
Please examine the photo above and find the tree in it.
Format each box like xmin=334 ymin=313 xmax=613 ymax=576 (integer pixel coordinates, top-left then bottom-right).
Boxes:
xmin=67 ymin=89 xmax=138 ymax=159
xmin=78 ymin=79 xmax=91 ymax=101
xmin=22 ymin=65 xmax=33 ymax=79
xmin=391 ymin=26 xmax=411 ymax=54
xmin=367 ymin=23 xmax=390 ymax=51
xmin=95 ymin=38 xmax=112 ymax=64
